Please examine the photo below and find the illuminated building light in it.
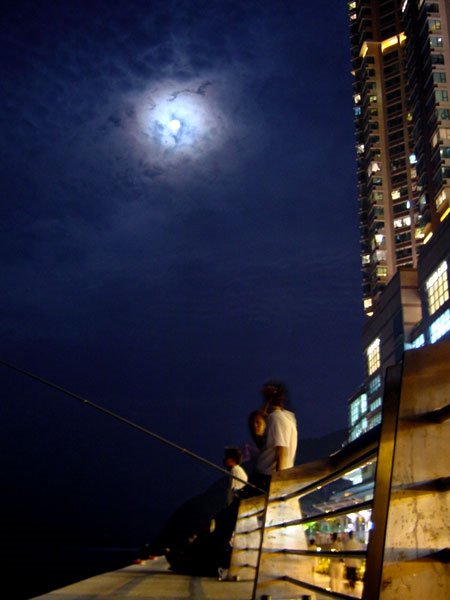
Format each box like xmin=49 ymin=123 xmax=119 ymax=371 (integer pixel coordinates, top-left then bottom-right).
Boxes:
xmin=405 ymin=334 xmax=425 ymax=350
xmin=429 ymin=309 xmax=450 ymax=343
xmin=424 ymin=231 xmax=434 ymax=244
xmin=426 ymin=261 xmax=449 ymax=316
xmin=436 ymin=189 xmax=448 ymax=210
xmin=440 ymin=206 xmax=450 ymax=221
xmin=366 ymin=338 xmax=381 ymax=375
xmin=381 ymin=32 xmax=406 ymax=53
xmin=360 ymin=42 xmax=369 ymax=58
xmin=401 ymin=0 xmax=409 ymax=13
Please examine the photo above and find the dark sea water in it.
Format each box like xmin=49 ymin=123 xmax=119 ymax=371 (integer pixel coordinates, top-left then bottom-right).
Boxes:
xmin=5 ymin=543 xmax=139 ymax=600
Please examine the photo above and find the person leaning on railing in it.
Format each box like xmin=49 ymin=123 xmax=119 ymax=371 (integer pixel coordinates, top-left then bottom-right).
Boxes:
xmin=214 ymin=380 xmax=298 ymax=579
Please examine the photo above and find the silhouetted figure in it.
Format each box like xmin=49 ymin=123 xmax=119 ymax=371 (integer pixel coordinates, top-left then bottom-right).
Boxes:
xmin=330 ymin=532 xmax=345 ymax=592
xmin=344 ymin=530 xmax=364 ymax=589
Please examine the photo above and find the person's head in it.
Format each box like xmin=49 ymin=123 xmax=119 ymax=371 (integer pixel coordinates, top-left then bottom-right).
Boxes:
xmin=248 ymin=410 xmax=267 ymax=448
xmin=261 ymin=380 xmax=288 ymax=412
xmin=223 ymin=447 xmax=242 ymax=469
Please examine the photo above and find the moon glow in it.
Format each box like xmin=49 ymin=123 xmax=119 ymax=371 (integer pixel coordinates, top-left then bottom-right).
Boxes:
xmin=168 ymin=119 xmax=181 ymax=133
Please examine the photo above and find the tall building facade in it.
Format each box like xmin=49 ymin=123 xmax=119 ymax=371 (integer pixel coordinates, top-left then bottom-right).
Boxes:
xmin=347 ymin=0 xmax=450 ymax=441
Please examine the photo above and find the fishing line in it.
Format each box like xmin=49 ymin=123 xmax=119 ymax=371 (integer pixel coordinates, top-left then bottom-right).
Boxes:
xmin=0 ymin=358 xmax=264 ymax=493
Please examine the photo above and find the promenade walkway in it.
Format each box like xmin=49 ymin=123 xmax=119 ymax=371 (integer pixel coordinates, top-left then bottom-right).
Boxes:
xmin=31 ymin=556 xmax=253 ymax=600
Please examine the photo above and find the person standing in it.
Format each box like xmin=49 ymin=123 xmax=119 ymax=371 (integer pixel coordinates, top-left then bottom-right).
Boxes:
xmin=329 ymin=532 xmax=345 ymax=593
xmin=254 ymin=380 xmax=298 ymax=478
xmin=223 ymin=447 xmax=248 ymax=505
xmin=344 ymin=530 xmax=364 ymax=589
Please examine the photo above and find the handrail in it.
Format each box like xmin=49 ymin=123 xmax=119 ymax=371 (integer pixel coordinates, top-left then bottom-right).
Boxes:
xmin=264 ymin=499 xmax=374 ymax=529
xmin=271 ymin=549 xmax=367 ymax=559
xmin=242 ymin=341 xmax=450 ymax=600
xmin=399 ymin=402 xmax=450 ymax=424
xmin=271 ymin=446 xmax=377 ymax=503
xmin=283 ymin=575 xmax=358 ymax=600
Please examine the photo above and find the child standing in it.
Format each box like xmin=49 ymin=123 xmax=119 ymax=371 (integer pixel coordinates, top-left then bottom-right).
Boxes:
xmin=223 ymin=447 xmax=248 ymax=505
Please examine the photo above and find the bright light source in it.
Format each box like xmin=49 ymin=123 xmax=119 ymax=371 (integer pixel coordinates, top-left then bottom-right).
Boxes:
xmin=168 ymin=119 xmax=181 ymax=133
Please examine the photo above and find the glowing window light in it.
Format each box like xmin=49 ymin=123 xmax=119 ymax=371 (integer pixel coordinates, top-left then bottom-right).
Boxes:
xmin=426 ymin=261 xmax=449 ymax=316
xmin=381 ymin=32 xmax=406 ymax=53
xmin=429 ymin=309 xmax=450 ymax=343
xmin=405 ymin=334 xmax=425 ymax=350
xmin=436 ymin=189 xmax=447 ymax=210
xmin=366 ymin=338 xmax=381 ymax=375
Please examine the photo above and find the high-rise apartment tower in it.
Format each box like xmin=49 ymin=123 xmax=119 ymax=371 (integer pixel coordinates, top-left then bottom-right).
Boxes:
xmin=349 ymin=0 xmax=450 ymax=317
xmin=347 ymin=0 xmax=450 ymax=441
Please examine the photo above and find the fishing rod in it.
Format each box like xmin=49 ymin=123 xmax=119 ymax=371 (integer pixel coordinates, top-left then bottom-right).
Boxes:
xmin=0 ymin=358 xmax=264 ymax=494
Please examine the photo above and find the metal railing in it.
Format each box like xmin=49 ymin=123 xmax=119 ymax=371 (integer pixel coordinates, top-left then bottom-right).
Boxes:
xmin=230 ymin=339 xmax=450 ymax=600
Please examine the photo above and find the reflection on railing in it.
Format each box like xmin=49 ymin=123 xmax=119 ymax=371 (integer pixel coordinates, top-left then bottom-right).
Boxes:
xmin=229 ymin=494 xmax=266 ymax=582
xmin=257 ymin=445 xmax=377 ymax=600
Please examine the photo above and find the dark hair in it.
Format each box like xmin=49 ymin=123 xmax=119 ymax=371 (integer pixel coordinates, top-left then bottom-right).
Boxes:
xmin=224 ymin=447 xmax=242 ymax=465
xmin=248 ymin=410 xmax=267 ymax=449
xmin=261 ymin=380 xmax=288 ymax=408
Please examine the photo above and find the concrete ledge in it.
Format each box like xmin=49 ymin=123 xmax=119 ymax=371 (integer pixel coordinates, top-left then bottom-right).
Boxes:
xmin=31 ymin=556 xmax=253 ymax=600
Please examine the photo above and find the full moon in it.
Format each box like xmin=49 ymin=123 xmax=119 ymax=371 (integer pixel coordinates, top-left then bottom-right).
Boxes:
xmin=168 ymin=119 xmax=181 ymax=133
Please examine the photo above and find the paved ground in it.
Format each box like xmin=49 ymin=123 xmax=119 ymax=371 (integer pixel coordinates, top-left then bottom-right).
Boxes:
xmin=31 ymin=557 xmax=254 ymax=600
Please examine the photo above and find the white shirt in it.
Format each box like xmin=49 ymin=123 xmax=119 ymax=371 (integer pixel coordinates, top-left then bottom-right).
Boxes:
xmin=227 ymin=464 xmax=248 ymax=504
xmin=256 ymin=409 xmax=298 ymax=475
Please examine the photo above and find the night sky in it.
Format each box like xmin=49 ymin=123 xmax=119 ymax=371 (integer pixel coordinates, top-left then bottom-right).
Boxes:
xmin=1 ymin=0 xmax=365 ymax=550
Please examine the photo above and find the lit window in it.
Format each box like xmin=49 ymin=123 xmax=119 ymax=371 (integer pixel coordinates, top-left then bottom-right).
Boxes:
xmin=436 ymin=189 xmax=448 ymax=209
xmin=376 ymin=266 xmax=388 ymax=278
xmin=391 ymin=189 xmax=401 ymax=200
xmin=405 ymin=334 xmax=425 ymax=350
xmin=370 ymin=397 xmax=382 ymax=412
xmin=428 ymin=19 xmax=441 ymax=31
xmin=430 ymin=35 xmax=444 ymax=47
xmin=361 ymin=395 xmax=367 ymax=412
xmin=366 ymin=338 xmax=381 ymax=375
xmin=429 ymin=309 xmax=450 ymax=343
xmin=369 ymin=413 xmax=382 ymax=429
xmin=394 ymin=215 xmax=411 ymax=228
xmin=349 ymin=393 xmax=368 ymax=426
xmin=426 ymin=261 xmax=449 ymax=315
xmin=368 ymin=161 xmax=381 ymax=175
xmin=350 ymin=402 xmax=359 ymax=426
xmin=368 ymin=375 xmax=381 ymax=394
